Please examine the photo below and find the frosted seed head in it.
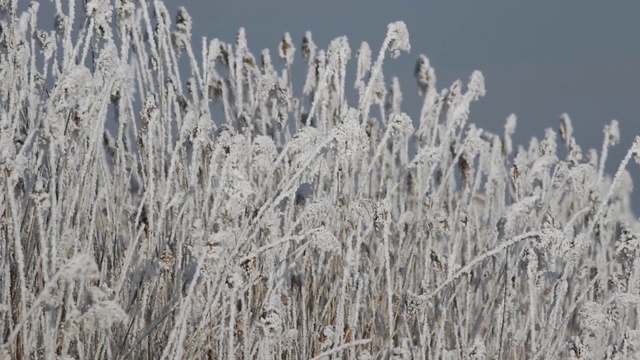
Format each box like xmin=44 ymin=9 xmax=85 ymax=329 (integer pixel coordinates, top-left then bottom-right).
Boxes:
xmin=97 ymin=41 xmax=119 ymax=74
xmin=159 ymin=247 xmax=175 ymax=271
xmin=252 ymin=136 xmax=278 ymax=173
xmin=176 ymin=7 xmax=193 ymax=41
xmin=218 ymin=41 xmax=231 ymax=66
xmin=587 ymin=148 xmax=598 ymax=166
xmin=257 ymin=73 xmax=275 ymax=101
xmin=292 ymin=126 xmax=320 ymax=153
xmin=505 ymin=114 xmax=517 ymax=135
xmin=371 ymin=74 xmax=387 ymax=104
xmin=319 ymin=325 xmax=335 ymax=350
xmin=539 ymin=128 xmax=558 ymax=157
xmin=142 ymin=93 xmax=158 ymax=122
xmin=411 ymin=145 xmax=441 ymax=168
xmin=115 ymin=0 xmax=135 ymax=19
xmin=567 ymin=142 xmax=584 ymax=165
xmin=463 ymin=124 xmax=488 ymax=158
xmin=374 ymin=199 xmax=392 ymax=225
xmin=502 ymin=114 xmax=517 ymax=155
xmin=279 ymin=32 xmax=295 ymax=66
xmin=388 ymin=77 xmax=403 ymax=114
xmin=225 ymin=269 xmax=245 ymax=289
xmin=331 ymin=108 xmax=368 ymax=159
xmin=328 ymin=36 xmax=351 ymax=66
xmin=357 ymin=42 xmax=372 ymax=72
xmin=390 ymin=112 xmax=414 ymax=135
xmin=447 ymin=80 xmax=462 ymax=104
xmin=85 ymin=0 xmax=112 ymax=20
xmin=84 ymin=0 xmax=114 ymax=39
xmin=301 ymin=31 xmax=316 ymax=64
xmin=235 ymin=27 xmax=247 ymax=53
xmin=312 ymin=227 xmax=340 ymax=254
xmin=401 ymin=291 xmax=424 ymax=316
xmin=632 ymin=136 xmax=640 ymax=165
xmin=616 ymin=221 xmax=640 ymax=261
xmin=415 ymin=54 xmax=434 ymax=95
xmin=208 ymin=38 xmax=222 ymax=62
xmin=605 ymin=119 xmax=620 ymax=146
xmin=355 ymin=41 xmax=372 ymax=92
xmin=387 ymin=21 xmax=411 ymax=58
xmin=467 ymin=70 xmax=486 ymax=100
xmin=559 ymin=113 xmax=573 ymax=145
xmin=34 ymin=29 xmax=55 ymax=59
xmin=260 ymin=302 xmax=283 ymax=337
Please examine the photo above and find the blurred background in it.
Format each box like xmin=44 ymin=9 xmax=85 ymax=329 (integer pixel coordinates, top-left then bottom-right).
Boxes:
xmin=34 ymin=0 xmax=640 ymax=214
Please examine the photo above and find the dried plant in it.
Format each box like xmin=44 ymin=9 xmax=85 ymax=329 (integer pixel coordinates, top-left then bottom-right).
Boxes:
xmin=1 ymin=1 xmax=639 ymax=359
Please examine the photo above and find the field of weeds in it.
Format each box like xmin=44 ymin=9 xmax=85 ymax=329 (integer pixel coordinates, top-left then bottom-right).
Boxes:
xmin=1 ymin=1 xmax=640 ymax=359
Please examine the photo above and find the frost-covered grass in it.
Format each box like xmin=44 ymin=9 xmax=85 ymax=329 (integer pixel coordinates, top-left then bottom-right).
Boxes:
xmin=1 ymin=1 xmax=640 ymax=359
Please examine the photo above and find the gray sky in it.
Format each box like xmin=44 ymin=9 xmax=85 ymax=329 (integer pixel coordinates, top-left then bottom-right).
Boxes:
xmin=171 ymin=0 xmax=640 ymax=212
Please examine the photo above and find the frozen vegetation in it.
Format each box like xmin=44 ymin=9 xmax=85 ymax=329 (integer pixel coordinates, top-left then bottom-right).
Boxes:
xmin=1 ymin=1 xmax=640 ymax=359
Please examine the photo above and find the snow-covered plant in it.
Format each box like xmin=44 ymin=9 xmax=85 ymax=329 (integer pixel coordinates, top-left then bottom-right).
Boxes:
xmin=0 ymin=1 xmax=639 ymax=359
